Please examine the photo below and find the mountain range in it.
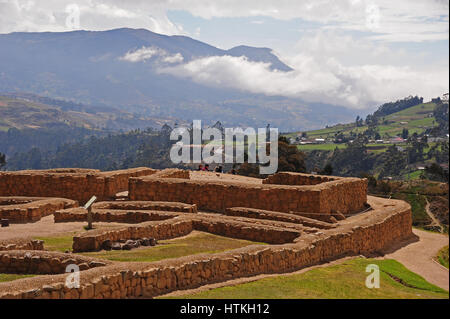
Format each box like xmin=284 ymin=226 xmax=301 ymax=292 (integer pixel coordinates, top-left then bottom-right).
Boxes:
xmin=0 ymin=28 xmax=358 ymax=131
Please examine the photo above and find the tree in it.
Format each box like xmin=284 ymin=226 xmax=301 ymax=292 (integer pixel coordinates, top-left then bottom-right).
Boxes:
xmin=0 ymin=152 xmax=5 ymax=170
xmin=424 ymin=163 xmax=448 ymax=182
xmin=327 ymin=135 xmax=374 ymax=176
xmin=355 ymin=116 xmax=364 ymax=127
xmin=319 ymin=163 xmax=333 ymax=175
xmin=238 ymin=136 xmax=306 ymax=178
xmin=401 ymin=128 xmax=409 ymax=139
xmin=407 ymin=133 xmax=428 ymax=164
xmin=376 ymin=145 xmax=407 ymax=178
xmin=365 ymin=114 xmax=379 ymax=127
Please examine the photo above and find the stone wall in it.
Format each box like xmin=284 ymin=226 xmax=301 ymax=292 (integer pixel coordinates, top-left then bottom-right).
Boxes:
xmin=54 ymin=201 xmax=198 ymax=223
xmin=0 ymin=239 xmax=44 ymax=251
xmin=0 ymin=250 xmax=108 ymax=274
xmin=129 ymin=175 xmax=367 ymax=215
xmin=72 ymin=213 xmax=303 ymax=252
xmin=72 ymin=218 xmax=194 ymax=252
xmin=225 ymin=207 xmax=336 ymax=229
xmin=54 ymin=208 xmax=181 ymax=224
xmin=148 ymin=168 xmax=190 ymax=179
xmin=0 ymin=168 xmax=157 ymax=204
xmin=0 ymin=197 xmax=412 ymax=299
xmin=0 ymin=197 xmax=77 ymax=223
xmin=263 ymin=172 xmax=338 ymax=185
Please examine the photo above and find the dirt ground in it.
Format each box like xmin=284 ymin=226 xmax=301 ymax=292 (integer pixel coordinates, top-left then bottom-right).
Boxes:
xmin=379 ymin=228 xmax=449 ymax=291
xmin=0 ymin=215 xmax=132 ymax=241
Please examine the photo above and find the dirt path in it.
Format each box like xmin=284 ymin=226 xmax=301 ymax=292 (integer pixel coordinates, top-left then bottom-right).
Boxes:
xmin=379 ymin=228 xmax=449 ymax=291
xmin=424 ymin=198 xmax=444 ymax=233
xmin=0 ymin=215 xmax=132 ymax=241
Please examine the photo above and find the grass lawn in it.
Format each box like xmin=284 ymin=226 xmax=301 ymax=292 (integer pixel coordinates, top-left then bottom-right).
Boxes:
xmin=35 ymin=233 xmax=79 ymax=252
xmin=0 ymin=273 xmax=35 ymax=283
xmin=436 ymin=246 xmax=449 ymax=269
xmin=297 ymin=143 xmax=347 ymax=151
xmin=403 ymin=170 xmax=423 ymax=180
xmin=76 ymin=232 xmax=264 ymax=262
xmin=162 ymin=258 xmax=448 ymax=299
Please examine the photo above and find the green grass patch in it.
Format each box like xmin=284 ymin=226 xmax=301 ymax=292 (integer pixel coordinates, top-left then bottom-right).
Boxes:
xmin=296 ymin=143 xmax=347 ymax=151
xmin=436 ymin=246 xmax=449 ymax=269
xmin=163 ymin=258 xmax=448 ymax=299
xmin=403 ymin=170 xmax=423 ymax=180
xmin=79 ymin=232 xmax=266 ymax=262
xmin=0 ymin=273 xmax=35 ymax=282
xmin=34 ymin=234 xmax=76 ymax=252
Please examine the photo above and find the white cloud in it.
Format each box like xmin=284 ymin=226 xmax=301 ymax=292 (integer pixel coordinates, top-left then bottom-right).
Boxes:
xmin=120 ymin=46 xmax=184 ymax=64
xmin=158 ymin=53 xmax=449 ymax=109
xmin=162 ymin=53 xmax=184 ymax=64
xmin=120 ymin=46 xmax=163 ymax=62
xmin=0 ymin=1 xmax=447 ymax=42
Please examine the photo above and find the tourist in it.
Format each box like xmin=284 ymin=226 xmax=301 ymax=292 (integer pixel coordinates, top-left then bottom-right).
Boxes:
xmin=203 ymin=164 xmax=210 ymax=171
xmin=197 ymin=164 xmax=203 ymax=171
xmin=215 ymin=165 xmax=223 ymax=173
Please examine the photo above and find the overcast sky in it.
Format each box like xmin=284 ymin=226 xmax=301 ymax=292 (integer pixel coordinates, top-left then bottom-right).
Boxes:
xmin=0 ymin=0 xmax=448 ymax=110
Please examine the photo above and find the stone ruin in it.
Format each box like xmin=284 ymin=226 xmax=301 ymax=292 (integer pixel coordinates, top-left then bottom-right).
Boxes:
xmin=0 ymin=167 xmax=413 ymax=299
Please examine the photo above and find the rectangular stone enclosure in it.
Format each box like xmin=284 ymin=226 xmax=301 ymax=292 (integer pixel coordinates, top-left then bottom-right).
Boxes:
xmin=129 ymin=172 xmax=368 ymax=215
xmin=0 ymin=168 xmax=157 ymax=204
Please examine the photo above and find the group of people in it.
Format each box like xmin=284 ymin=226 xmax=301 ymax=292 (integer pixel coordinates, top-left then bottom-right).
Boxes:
xmin=197 ymin=164 xmax=236 ymax=174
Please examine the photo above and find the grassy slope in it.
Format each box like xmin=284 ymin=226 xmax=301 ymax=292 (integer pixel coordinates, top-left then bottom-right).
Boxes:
xmin=36 ymin=232 xmax=266 ymax=263
xmin=163 ymin=258 xmax=448 ymax=299
xmin=0 ymin=96 xmax=94 ymax=130
xmin=436 ymin=246 xmax=449 ymax=269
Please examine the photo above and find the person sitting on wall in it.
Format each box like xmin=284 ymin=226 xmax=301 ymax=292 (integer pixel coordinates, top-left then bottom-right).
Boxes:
xmin=198 ymin=164 xmax=203 ymax=171
xmin=215 ymin=165 xmax=223 ymax=173
xmin=203 ymin=164 xmax=210 ymax=171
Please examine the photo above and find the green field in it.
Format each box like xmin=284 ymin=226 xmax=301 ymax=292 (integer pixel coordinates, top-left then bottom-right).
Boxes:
xmin=284 ymin=102 xmax=439 ymax=153
xmin=162 ymin=258 xmax=448 ymax=299
xmin=37 ymin=232 xmax=265 ymax=263
xmin=297 ymin=143 xmax=347 ymax=151
xmin=285 ymin=102 xmax=438 ymax=150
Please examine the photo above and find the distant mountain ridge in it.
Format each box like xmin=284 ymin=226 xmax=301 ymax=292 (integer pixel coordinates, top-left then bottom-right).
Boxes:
xmin=0 ymin=94 xmax=177 ymax=131
xmin=0 ymin=28 xmax=356 ymax=131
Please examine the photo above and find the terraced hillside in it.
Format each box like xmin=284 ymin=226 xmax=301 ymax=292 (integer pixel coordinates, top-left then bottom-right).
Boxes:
xmin=294 ymin=102 xmax=436 ymax=139
xmin=0 ymin=95 xmax=170 ymax=132
xmin=286 ymin=102 xmax=439 ymax=153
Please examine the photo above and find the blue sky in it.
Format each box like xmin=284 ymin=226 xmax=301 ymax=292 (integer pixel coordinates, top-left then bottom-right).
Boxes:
xmin=0 ymin=0 xmax=448 ymax=110
xmin=167 ymin=10 xmax=324 ymax=53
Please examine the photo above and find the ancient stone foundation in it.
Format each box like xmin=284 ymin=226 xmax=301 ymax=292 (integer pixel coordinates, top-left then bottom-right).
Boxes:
xmin=0 ymin=197 xmax=77 ymax=223
xmin=0 ymin=168 xmax=413 ymax=299
xmin=0 ymin=168 xmax=157 ymax=204
xmin=129 ymin=171 xmax=367 ymax=216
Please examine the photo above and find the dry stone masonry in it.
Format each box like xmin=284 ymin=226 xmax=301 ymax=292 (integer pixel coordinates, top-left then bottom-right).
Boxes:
xmin=0 ymin=168 xmax=413 ymax=299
